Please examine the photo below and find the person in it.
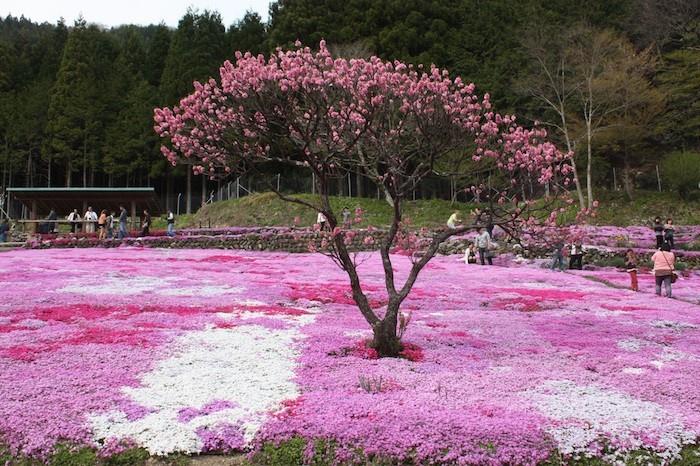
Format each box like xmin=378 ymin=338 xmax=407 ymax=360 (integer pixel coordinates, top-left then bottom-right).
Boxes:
xmin=664 ymin=218 xmax=675 ymax=249
xmin=84 ymin=207 xmax=97 ymax=234
xmin=97 ymin=210 xmax=107 ymax=240
xmin=463 ymin=242 xmax=477 ymax=265
xmin=653 ymin=217 xmax=664 ymax=248
xmin=0 ymin=219 xmax=9 ymax=242
xmin=569 ymin=242 xmax=584 ymax=270
xmin=140 ymin=209 xmax=151 ymax=237
xmin=45 ymin=209 xmax=58 ymax=234
xmin=67 ymin=209 xmax=81 ymax=233
xmin=341 ymin=207 xmax=351 ymax=229
xmin=317 ymin=211 xmax=327 ymax=231
xmin=652 ymin=243 xmax=675 ymax=298
xmin=550 ymin=241 xmax=566 ymax=272
xmin=118 ymin=205 xmax=128 ymax=239
xmin=166 ymin=210 xmax=175 ymax=237
xmin=106 ymin=211 xmax=115 ymax=239
xmin=483 ymin=208 xmax=494 ymax=237
xmin=625 ymin=249 xmax=639 ymax=292
xmin=475 ymin=228 xmax=493 ymax=266
xmin=447 ymin=211 xmax=460 ymax=230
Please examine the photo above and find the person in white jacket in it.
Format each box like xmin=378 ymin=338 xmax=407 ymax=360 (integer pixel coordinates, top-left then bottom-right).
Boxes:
xmin=83 ymin=207 xmax=98 ymax=233
xmin=463 ymin=242 xmax=477 ymax=265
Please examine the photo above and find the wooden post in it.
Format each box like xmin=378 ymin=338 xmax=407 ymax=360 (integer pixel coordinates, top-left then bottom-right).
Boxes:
xmin=656 ymin=165 xmax=662 ymax=192
xmin=130 ymin=201 xmax=137 ymax=232
xmin=30 ymin=200 xmax=37 ymax=233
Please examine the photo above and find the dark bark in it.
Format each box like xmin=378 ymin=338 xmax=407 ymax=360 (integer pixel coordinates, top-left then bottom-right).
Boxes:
xmin=186 ymin=168 xmax=192 ymax=214
xmin=371 ymin=310 xmax=401 ymax=357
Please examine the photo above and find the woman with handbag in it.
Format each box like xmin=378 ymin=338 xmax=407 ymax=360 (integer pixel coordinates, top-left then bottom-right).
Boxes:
xmin=651 ymin=243 xmax=676 ymax=298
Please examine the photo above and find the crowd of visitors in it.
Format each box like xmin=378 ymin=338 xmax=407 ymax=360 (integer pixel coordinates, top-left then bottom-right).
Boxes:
xmin=31 ymin=206 xmax=175 ymax=240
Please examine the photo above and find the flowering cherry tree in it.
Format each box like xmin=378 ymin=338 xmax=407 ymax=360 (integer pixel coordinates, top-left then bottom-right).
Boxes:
xmin=154 ymin=41 xmax=574 ymax=356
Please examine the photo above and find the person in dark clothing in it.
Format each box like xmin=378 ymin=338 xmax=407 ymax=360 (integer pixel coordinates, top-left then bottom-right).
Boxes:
xmin=653 ymin=217 xmax=664 ymax=248
xmin=118 ymin=206 xmax=128 ymax=239
xmin=0 ymin=219 xmax=9 ymax=242
xmin=140 ymin=209 xmax=151 ymax=237
xmin=47 ymin=209 xmax=58 ymax=233
xmin=484 ymin=208 xmax=494 ymax=237
xmin=568 ymin=243 xmax=584 ymax=270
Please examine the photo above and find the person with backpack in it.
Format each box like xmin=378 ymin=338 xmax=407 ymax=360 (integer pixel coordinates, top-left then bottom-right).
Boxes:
xmin=651 ymin=243 xmax=676 ymax=298
xmin=625 ymin=249 xmax=639 ymax=292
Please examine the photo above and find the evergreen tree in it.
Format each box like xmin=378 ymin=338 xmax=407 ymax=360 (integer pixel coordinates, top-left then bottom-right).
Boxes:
xmin=45 ymin=18 xmax=114 ymax=187
xmin=145 ymin=24 xmax=171 ymax=89
xmin=159 ymin=9 xmax=226 ymax=105
xmin=228 ymin=11 xmax=267 ymax=56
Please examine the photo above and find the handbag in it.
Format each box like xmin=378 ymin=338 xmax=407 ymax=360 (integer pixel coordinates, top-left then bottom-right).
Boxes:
xmin=660 ymin=252 xmax=678 ymax=283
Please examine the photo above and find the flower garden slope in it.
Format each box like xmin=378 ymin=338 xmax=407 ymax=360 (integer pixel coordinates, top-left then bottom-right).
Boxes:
xmin=0 ymin=248 xmax=698 ymax=464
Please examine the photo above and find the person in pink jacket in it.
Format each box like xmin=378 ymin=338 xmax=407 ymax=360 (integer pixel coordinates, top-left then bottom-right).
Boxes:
xmin=651 ymin=243 xmax=675 ymax=298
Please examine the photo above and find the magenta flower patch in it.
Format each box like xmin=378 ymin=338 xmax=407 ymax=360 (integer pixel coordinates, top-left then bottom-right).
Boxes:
xmin=0 ymin=247 xmax=698 ymax=464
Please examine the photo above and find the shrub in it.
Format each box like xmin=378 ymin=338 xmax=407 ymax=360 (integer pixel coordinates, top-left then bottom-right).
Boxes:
xmin=660 ymin=151 xmax=700 ymax=199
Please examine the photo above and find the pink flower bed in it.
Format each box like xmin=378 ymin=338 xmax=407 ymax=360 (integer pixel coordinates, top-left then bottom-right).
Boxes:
xmin=572 ymin=225 xmax=700 ymax=249
xmin=0 ymin=249 xmax=699 ymax=464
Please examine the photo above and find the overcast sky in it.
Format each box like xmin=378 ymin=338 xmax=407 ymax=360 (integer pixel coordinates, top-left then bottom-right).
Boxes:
xmin=1 ymin=0 xmax=271 ymax=27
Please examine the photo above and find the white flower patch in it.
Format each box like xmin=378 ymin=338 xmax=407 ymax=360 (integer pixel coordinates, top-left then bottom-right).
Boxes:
xmin=344 ymin=330 xmax=372 ymax=338
xmin=650 ymin=347 xmax=692 ymax=370
xmin=621 ymin=367 xmax=645 ymax=375
xmin=58 ymin=275 xmax=242 ymax=297
xmin=527 ymin=380 xmax=695 ymax=463
xmin=159 ymin=285 xmax=243 ymax=297
xmin=59 ymin=275 xmax=167 ymax=295
xmin=617 ymin=338 xmax=644 ymax=352
xmin=89 ymin=325 xmax=303 ymax=455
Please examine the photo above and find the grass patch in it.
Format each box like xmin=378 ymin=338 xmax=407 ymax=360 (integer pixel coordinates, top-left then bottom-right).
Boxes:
xmin=174 ymin=190 xmax=700 ymax=230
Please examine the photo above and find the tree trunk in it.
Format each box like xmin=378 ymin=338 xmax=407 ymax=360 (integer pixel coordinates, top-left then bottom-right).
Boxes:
xmin=186 ymin=168 xmax=192 ymax=214
xmin=371 ymin=310 xmax=401 ymax=357
xmin=83 ymin=136 xmax=87 ymax=188
xmin=165 ymin=170 xmax=172 ymax=211
xmin=26 ymin=149 xmax=32 ymax=187
xmin=586 ymin=123 xmax=594 ymax=210
xmin=355 ymin=171 xmax=364 ymax=197
xmin=623 ymin=155 xmax=634 ymax=201
xmin=65 ymin=160 xmax=72 ymax=188
xmin=201 ymin=174 xmax=207 ymax=207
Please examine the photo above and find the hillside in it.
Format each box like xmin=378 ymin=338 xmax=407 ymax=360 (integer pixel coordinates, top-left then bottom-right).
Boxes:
xmin=176 ymin=191 xmax=700 ymax=229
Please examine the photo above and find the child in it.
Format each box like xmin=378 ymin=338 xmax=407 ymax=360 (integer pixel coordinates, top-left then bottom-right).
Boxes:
xmin=463 ymin=242 xmax=477 ymax=265
xmin=625 ymin=249 xmax=638 ymax=292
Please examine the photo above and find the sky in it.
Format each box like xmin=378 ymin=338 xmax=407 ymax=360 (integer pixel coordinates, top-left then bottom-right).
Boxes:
xmin=0 ymin=0 xmax=271 ymax=27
